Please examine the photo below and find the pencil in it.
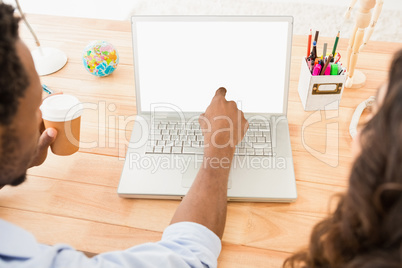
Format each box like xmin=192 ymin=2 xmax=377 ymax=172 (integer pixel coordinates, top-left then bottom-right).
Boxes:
xmin=42 ymin=84 xmax=54 ymax=94
xmin=307 ymin=29 xmax=312 ymax=58
xmin=332 ymin=31 xmax=340 ymax=56
xmin=320 ymin=54 xmax=333 ymax=75
xmin=312 ymin=41 xmax=317 ymax=61
xmin=314 ymin=30 xmax=319 ymax=43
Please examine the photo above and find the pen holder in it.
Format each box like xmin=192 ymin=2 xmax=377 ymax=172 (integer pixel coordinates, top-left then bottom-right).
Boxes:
xmin=298 ymin=57 xmax=346 ymax=111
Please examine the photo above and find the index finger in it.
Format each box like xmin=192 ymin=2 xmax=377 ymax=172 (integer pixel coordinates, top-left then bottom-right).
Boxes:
xmin=215 ymin=87 xmax=227 ymax=98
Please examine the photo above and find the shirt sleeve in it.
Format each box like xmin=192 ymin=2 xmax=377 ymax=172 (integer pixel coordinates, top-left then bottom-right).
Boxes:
xmin=89 ymin=222 xmax=221 ymax=268
xmin=10 ymin=222 xmax=221 ymax=268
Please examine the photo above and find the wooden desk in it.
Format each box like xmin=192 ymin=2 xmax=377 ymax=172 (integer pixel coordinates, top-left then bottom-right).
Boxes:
xmin=1 ymin=14 xmax=401 ymax=267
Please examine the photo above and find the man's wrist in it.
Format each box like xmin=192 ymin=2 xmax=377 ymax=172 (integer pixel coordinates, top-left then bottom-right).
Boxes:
xmin=202 ymin=146 xmax=235 ymax=170
xmin=204 ymin=146 xmax=235 ymax=159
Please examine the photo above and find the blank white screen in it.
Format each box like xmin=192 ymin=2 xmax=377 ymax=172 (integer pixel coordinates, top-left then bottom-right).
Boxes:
xmin=135 ymin=20 xmax=289 ymax=113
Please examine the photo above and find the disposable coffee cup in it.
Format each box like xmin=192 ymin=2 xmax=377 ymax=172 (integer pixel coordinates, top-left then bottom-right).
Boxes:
xmin=40 ymin=94 xmax=83 ymax=156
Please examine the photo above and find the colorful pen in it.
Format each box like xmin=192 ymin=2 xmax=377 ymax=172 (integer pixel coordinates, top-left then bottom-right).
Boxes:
xmin=330 ymin=64 xmax=339 ymax=75
xmin=339 ymin=67 xmax=346 ymax=75
xmin=307 ymin=29 xmax=312 ymax=58
xmin=323 ymin=43 xmax=327 ymax=59
xmin=318 ymin=59 xmax=324 ymax=68
xmin=312 ymin=64 xmax=322 ymax=76
xmin=311 ymin=41 xmax=317 ymax=61
xmin=332 ymin=31 xmax=340 ymax=58
xmin=320 ymin=54 xmax=333 ymax=75
xmin=314 ymin=30 xmax=319 ymax=44
xmin=325 ymin=63 xmax=331 ymax=75
xmin=337 ymin=62 xmax=342 ymax=71
xmin=42 ymin=84 xmax=54 ymax=94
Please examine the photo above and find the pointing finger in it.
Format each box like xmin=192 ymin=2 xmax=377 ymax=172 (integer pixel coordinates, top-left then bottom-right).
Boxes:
xmin=215 ymin=87 xmax=227 ymax=98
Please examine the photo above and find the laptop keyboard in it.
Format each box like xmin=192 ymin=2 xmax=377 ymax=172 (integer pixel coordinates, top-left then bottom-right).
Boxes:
xmin=146 ymin=121 xmax=273 ymax=156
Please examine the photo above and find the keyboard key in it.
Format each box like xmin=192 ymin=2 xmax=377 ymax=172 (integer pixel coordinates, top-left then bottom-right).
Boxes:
xmin=244 ymin=142 xmax=253 ymax=149
xmin=157 ymin=140 xmax=165 ymax=146
xmin=145 ymin=146 xmax=154 ymax=153
xmin=180 ymin=135 xmax=187 ymax=141
xmin=253 ymin=142 xmax=271 ymax=149
xmin=183 ymin=147 xmax=204 ymax=154
xmin=162 ymin=135 xmax=171 ymax=141
xmin=262 ymin=130 xmax=270 ymax=136
xmin=169 ymin=129 xmax=178 ymax=135
xmin=246 ymin=131 xmax=254 ymax=136
xmin=161 ymin=129 xmax=169 ymax=135
xmin=195 ymin=130 xmax=203 ymax=135
xmin=171 ymin=135 xmax=179 ymax=141
xmin=183 ymin=140 xmax=192 ymax=147
xmin=188 ymin=136 xmax=196 ymax=141
xmin=167 ymin=124 xmax=175 ymax=130
xmin=171 ymin=147 xmax=182 ymax=154
xmin=196 ymin=135 xmax=204 ymax=141
xmin=255 ymin=131 xmax=263 ymax=137
xmin=162 ymin=147 xmax=172 ymax=153
xmin=187 ymin=130 xmax=195 ymax=135
xmin=257 ymin=136 xmax=266 ymax=143
xmin=174 ymin=140 xmax=183 ymax=146
xmin=191 ymin=141 xmax=200 ymax=147
xmin=178 ymin=130 xmax=186 ymax=135
xmin=249 ymin=136 xmax=256 ymax=143
xmin=255 ymin=149 xmax=264 ymax=156
xmin=246 ymin=149 xmax=255 ymax=155
xmin=238 ymin=148 xmax=247 ymax=155
xmin=154 ymin=146 xmax=163 ymax=153
xmin=158 ymin=124 xmax=167 ymax=129
xmin=165 ymin=141 xmax=174 ymax=147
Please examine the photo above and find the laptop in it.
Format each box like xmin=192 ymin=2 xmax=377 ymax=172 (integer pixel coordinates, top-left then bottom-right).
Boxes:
xmin=118 ymin=15 xmax=297 ymax=202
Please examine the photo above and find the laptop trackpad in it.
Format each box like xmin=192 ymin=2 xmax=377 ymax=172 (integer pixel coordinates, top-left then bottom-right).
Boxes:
xmin=182 ymin=163 xmax=232 ymax=189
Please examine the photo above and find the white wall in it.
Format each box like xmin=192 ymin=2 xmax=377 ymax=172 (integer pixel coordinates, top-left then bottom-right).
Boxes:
xmin=4 ymin=0 xmax=402 ymax=21
xmin=4 ymin=0 xmax=131 ymax=20
xmin=271 ymin=0 xmax=401 ymax=10
xmin=4 ymin=0 xmax=401 ymax=42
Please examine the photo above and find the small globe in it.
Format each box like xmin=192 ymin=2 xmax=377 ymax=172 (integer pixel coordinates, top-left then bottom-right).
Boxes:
xmin=82 ymin=40 xmax=119 ymax=77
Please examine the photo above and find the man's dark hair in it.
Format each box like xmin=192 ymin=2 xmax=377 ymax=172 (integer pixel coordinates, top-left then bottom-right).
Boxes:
xmin=0 ymin=3 xmax=29 ymax=126
xmin=0 ymin=3 xmax=30 ymax=187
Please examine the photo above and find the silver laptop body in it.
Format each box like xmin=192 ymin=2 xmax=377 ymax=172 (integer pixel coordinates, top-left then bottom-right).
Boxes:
xmin=118 ymin=16 xmax=297 ymax=202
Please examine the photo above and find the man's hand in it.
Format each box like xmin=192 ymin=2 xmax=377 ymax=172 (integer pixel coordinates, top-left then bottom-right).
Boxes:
xmin=171 ymin=87 xmax=248 ymax=238
xmin=29 ymin=128 xmax=57 ymax=168
xmin=29 ymin=91 xmax=63 ymax=168
xmin=199 ymin=87 xmax=248 ymax=158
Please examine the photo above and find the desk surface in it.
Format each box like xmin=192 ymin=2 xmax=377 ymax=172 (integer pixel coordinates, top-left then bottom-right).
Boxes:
xmin=1 ymin=14 xmax=401 ymax=267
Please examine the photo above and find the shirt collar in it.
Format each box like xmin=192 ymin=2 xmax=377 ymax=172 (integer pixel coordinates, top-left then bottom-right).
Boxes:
xmin=0 ymin=219 xmax=40 ymax=258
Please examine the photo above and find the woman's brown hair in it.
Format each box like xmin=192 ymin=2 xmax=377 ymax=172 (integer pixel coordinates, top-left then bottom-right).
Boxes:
xmin=284 ymin=50 xmax=402 ymax=268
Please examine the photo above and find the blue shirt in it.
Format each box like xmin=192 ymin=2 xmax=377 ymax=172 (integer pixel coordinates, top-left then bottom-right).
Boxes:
xmin=0 ymin=219 xmax=221 ymax=268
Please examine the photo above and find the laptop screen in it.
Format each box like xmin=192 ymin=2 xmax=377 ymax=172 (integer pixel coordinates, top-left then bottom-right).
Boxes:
xmin=133 ymin=17 xmax=292 ymax=114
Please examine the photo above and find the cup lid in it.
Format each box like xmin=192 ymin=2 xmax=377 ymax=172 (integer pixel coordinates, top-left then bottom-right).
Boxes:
xmin=40 ymin=94 xmax=83 ymax=122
